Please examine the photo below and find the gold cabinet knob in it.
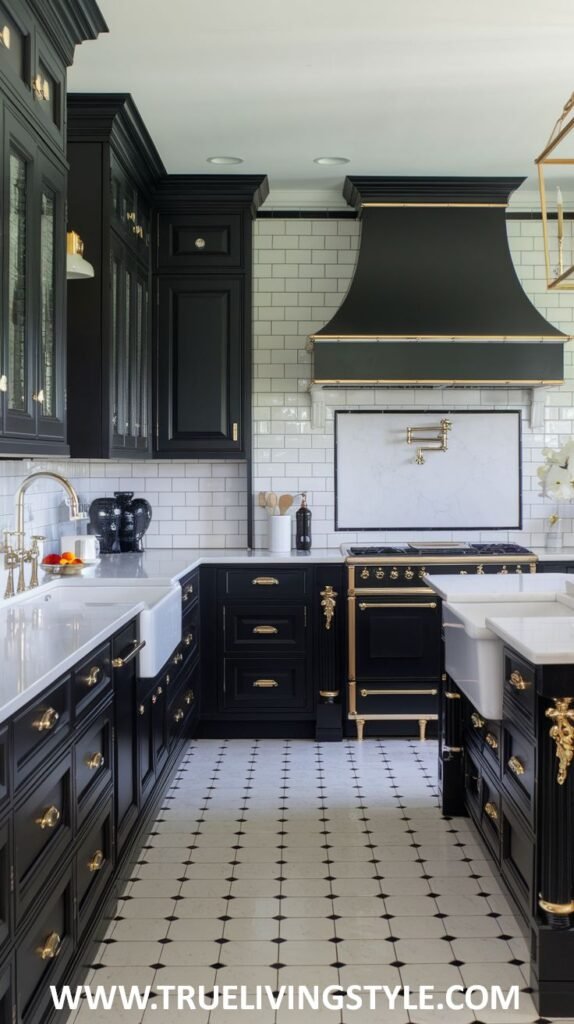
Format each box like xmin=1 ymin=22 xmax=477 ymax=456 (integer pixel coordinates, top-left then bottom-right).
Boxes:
xmin=173 ymin=709 xmax=184 ymax=723
xmin=485 ymin=732 xmax=498 ymax=750
xmin=476 ymin=564 xmax=484 ymax=575
xmin=126 ymin=211 xmax=137 ymax=223
xmin=172 ymin=652 xmax=183 ymax=665
xmin=499 ymin=566 xmax=508 ymax=575
xmin=508 ymin=755 xmax=525 ymax=777
xmin=253 ymin=679 xmax=279 ymax=688
xmin=32 ymin=75 xmax=50 ymax=101
xmin=484 ymin=801 xmax=499 ymax=822
xmin=183 ymin=633 xmax=194 ymax=646
xmin=84 ymin=665 xmax=102 ymax=688
xmin=194 ymin=237 xmax=206 ymax=249
xmin=253 ymin=625 xmax=278 ymax=635
xmin=85 ymin=752 xmax=104 ymax=771
xmin=471 ymin=711 xmax=485 ymax=729
xmin=87 ymin=849 xmax=105 ymax=873
xmin=184 ymin=690 xmax=194 ymax=705
xmin=37 ymin=931 xmax=61 ymax=960
xmin=508 ymin=670 xmax=527 ymax=691
xmin=32 ymin=707 xmax=59 ymax=732
xmin=164 ymin=674 xmax=171 ymax=686
xmin=459 ymin=570 xmax=468 ymax=575
xmin=35 ymin=805 xmax=61 ymax=830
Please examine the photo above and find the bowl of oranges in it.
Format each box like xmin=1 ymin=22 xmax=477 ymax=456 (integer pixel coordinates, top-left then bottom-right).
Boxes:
xmin=41 ymin=551 xmax=86 ymax=576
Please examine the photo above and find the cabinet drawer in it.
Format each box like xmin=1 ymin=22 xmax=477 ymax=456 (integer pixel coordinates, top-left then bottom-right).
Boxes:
xmin=14 ymin=754 xmax=72 ymax=920
xmin=501 ymin=796 xmax=533 ymax=919
xmin=220 ymin=568 xmax=307 ymax=600
xmin=13 ymin=677 xmax=71 ymax=789
xmin=356 ymin=684 xmax=438 ymax=718
xmin=222 ymin=658 xmax=310 ymax=713
xmin=0 ymin=961 xmax=14 ymax=1024
xmin=480 ymin=773 xmax=501 ymax=862
xmin=182 ymin=600 xmax=199 ymax=659
xmin=503 ymin=651 xmax=535 ymax=728
xmin=16 ymin=866 xmax=74 ymax=1024
xmin=502 ymin=720 xmax=534 ymax=822
xmin=158 ymin=213 xmax=242 ymax=269
xmin=72 ymin=641 xmax=112 ymax=717
xmin=76 ymin=798 xmax=113 ymax=936
xmin=75 ymin=707 xmax=113 ymax=828
xmin=224 ymin=604 xmax=306 ymax=653
xmin=464 ymin=706 xmax=501 ymax=776
xmin=169 ymin=686 xmax=197 ymax=745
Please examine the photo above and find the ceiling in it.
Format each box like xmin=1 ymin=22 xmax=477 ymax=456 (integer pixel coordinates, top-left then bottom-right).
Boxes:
xmin=68 ymin=0 xmax=574 ymax=203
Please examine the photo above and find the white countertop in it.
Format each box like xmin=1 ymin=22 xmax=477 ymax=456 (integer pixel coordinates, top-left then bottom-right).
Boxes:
xmin=485 ymin=614 xmax=574 ymax=664
xmin=427 ymin=572 xmax=574 ymax=602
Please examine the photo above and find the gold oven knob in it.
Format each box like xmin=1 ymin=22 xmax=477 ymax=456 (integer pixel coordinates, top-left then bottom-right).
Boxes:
xmin=404 ymin=567 xmax=414 ymax=580
xmin=390 ymin=567 xmax=399 ymax=581
xmin=418 ymin=567 xmax=427 ymax=579
xmin=375 ymin=568 xmax=385 ymax=580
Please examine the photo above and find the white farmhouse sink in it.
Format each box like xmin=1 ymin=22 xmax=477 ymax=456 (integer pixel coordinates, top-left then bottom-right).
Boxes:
xmin=17 ymin=581 xmax=181 ymax=677
xmin=443 ymin=597 xmax=574 ymax=719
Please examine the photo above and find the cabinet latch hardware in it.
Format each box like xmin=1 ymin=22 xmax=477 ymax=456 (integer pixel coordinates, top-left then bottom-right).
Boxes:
xmin=32 ymin=74 xmax=50 ymax=101
xmin=87 ymin=850 xmax=105 ymax=873
xmin=35 ymin=805 xmax=61 ymax=830
xmin=253 ymin=625 xmax=278 ymax=635
xmin=252 ymin=576 xmax=279 ymax=586
xmin=32 ymin=389 xmax=44 ymax=403
xmin=485 ymin=732 xmax=499 ymax=750
xmin=0 ymin=25 xmax=10 ymax=48
xmin=508 ymin=670 xmax=527 ymax=691
xmin=484 ymin=801 xmax=499 ymax=822
xmin=471 ymin=712 xmax=485 ymax=730
xmin=320 ymin=585 xmax=337 ymax=630
xmin=85 ymin=752 xmax=104 ymax=771
xmin=173 ymin=708 xmax=184 ymax=723
xmin=84 ymin=665 xmax=102 ymax=688
xmin=184 ymin=690 xmax=194 ymax=705
xmin=253 ymin=679 xmax=279 ymax=688
xmin=507 ymin=755 xmax=525 ymax=776
xmin=32 ymin=707 xmax=59 ymax=732
xmin=37 ymin=932 xmax=61 ymax=960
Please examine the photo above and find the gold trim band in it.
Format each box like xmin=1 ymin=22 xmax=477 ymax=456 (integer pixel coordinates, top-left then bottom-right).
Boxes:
xmin=539 ymin=897 xmax=574 ymax=915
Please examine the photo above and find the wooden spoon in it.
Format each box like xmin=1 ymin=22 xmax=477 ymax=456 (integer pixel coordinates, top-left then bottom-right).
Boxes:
xmin=266 ymin=492 xmax=278 ymax=515
xmin=278 ymin=494 xmax=293 ymax=516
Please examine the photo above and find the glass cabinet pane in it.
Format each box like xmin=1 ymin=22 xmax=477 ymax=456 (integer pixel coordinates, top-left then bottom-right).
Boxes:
xmin=8 ymin=151 xmax=28 ymax=413
xmin=132 ymin=279 xmax=143 ymax=438
xmin=124 ymin=267 xmax=132 ymax=441
xmin=40 ymin=190 xmax=56 ymax=417
xmin=140 ymin=282 xmax=149 ymax=441
xmin=110 ymin=252 xmax=123 ymax=443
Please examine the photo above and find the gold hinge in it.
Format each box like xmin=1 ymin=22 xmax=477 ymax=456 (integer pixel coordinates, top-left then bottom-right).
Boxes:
xmin=232 ymin=422 xmax=238 ymax=442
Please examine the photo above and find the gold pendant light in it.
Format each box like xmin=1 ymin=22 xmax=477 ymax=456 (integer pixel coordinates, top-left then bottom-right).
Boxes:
xmin=66 ymin=231 xmax=94 ymax=281
xmin=536 ymin=93 xmax=574 ymax=289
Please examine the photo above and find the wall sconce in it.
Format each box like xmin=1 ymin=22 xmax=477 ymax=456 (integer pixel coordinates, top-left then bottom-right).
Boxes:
xmin=406 ymin=418 xmax=452 ymax=465
xmin=536 ymin=92 xmax=574 ymax=289
xmin=66 ymin=231 xmax=94 ymax=281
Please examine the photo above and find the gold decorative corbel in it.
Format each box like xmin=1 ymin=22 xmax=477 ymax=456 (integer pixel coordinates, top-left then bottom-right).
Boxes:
xmin=545 ymin=697 xmax=574 ymax=785
xmin=320 ymin=585 xmax=338 ymax=630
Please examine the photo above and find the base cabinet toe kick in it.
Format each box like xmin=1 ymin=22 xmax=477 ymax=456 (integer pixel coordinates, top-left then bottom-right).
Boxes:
xmin=439 ymin=650 xmax=574 ymax=1018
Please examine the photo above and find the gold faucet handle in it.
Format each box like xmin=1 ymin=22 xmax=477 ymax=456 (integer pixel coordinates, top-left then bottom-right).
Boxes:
xmin=30 ymin=535 xmax=45 ymax=553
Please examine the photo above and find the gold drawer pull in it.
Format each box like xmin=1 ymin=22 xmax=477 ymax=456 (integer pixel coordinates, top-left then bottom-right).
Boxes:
xmin=37 ymin=931 xmax=61 ymax=960
xmin=182 ymin=584 xmax=194 ymax=601
xmin=32 ymin=707 xmax=59 ymax=732
xmin=253 ymin=679 xmax=279 ymax=688
xmin=36 ymin=805 xmax=61 ymax=830
xmin=252 ymin=576 xmax=279 ymax=586
xmin=471 ymin=712 xmax=485 ymax=729
xmin=253 ymin=625 xmax=278 ymax=635
xmin=485 ymin=732 xmax=499 ymax=750
xmin=0 ymin=26 xmax=11 ymax=49
xmin=173 ymin=709 xmax=184 ymax=723
xmin=88 ymin=849 xmax=105 ymax=873
xmin=508 ymin=670 xmax=527 ymax=691
xmin=484 ymin=801 xmax=499 ymax=821
xmin=508 ymin=755 xmax=525 ymax=776
xmin=184 ymin=690 xmax=194 ymax=705
xmin=172 ymin=652 xmax=184 ymax=665
xmin=85 ymin=752 xmax=104 ymax=771
xmin=183 ymin=632 xmax=194 ymax=646
xmin=84 ymin=666 xmax=102 ymax=688
xmin=112 ymin=639 xmax=146 ymax=668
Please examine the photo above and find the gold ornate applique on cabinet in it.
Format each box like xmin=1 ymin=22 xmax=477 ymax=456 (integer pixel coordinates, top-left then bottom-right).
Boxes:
xmin=546 ymin=697 xmax=574 ymax=785
xmin=320 ymin=585 xmax=338 ymax=630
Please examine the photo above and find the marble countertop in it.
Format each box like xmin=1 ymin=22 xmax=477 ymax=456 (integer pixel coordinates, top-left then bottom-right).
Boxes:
xmin=427 ymin=572 xmax=574 ymax=602
xmin=486 ymin=614 xmax=574 ymax=664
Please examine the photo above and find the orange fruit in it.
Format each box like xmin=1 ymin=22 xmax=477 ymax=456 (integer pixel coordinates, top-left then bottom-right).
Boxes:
xmin=72 ymin=558 xmax=83 ymax=564
xmin=61 ymin=551 xmax=75 ymax=562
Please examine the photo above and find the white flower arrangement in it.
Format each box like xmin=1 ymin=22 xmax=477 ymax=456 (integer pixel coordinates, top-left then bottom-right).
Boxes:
xmin=537 ymin=442 xmax=574 ymax=502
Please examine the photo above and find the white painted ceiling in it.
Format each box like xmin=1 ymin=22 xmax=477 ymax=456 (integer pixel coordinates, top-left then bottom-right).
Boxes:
xmin=68 ymin=0 xmax=574 ymax=203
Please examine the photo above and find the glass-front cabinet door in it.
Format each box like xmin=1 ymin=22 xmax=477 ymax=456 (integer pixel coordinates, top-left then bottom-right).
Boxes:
xmin=131 ymin=264 xmax=151 ymax=453
xmin=36 ymin=150 xmax=65 ymax=441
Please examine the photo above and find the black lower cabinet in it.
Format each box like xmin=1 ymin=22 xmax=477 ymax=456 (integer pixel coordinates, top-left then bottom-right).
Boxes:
xmin=17 ymin=866 xmax=75 ymax=1024
xmin=113 ymin=623 xmax=138 ymax=856
xmin=0 ymin=963 xmax=13 ymax=1024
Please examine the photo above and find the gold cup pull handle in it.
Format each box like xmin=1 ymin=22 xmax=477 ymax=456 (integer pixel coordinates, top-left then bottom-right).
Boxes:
xmin=253 ymin=625 xmax=278 ymax=635
xmin=84 ymin=666 xmax=102 ymax=688
xmin=32 ymin=707 xmax=59 ymax=732
xmin=88 ymin=849 xmax=105 ymax=873
xmin=484 ymin=801 xmax=499 ymax=822
xmin=36 ymin=805 xmax=61 ymax=830
xmin=85 ymin=752 xmax=104 ymax=771
xmin=508 ymin=755 xmax=525 ymax=777
xmin=253 ymin=679 xmax=279 ymax=688
xmin=252 ymin=577 xmax=279 ymax=586
xmin=37 ymin=931 xmax=61 ymax=960
xmin=508 ymin=670 xmax=527 ymax=691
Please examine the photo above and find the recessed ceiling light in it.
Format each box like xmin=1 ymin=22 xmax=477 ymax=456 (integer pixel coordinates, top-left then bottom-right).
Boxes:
xmin=207 ymin=155 xmax=244 ymax=165
xmin=313 ymin=156 xmax=350 ymax=165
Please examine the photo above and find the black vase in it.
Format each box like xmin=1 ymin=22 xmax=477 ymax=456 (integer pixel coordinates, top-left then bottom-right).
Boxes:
xmin=115 ymin=492 xmax=152 ymax=553
xmin=88 ymin=497 xmax=122 ymax=554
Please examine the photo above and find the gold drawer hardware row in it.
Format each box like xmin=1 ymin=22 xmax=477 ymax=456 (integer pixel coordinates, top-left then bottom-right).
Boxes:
xmin=471 ymin=712 xmax=485 ymax=729
xmin=485 ymin=732 xmax=499 ymax=750
xmin=85 ymin=752 xmax=104 ymax=771
xmin=87 ymin=849 xmax=105 ymax=873
xmin=253 ymin=625 xmax=278 ymax=635
xmin=508 ymin=755 xmax=525 ymax=776
xmin=183 ymin=632 xmax=194 ymax=646
xmin=508 ymin=670 xmax=527 ymax=691
xmin=253 ymin=679 xmax=279 ymax=688
xmin=84 ymin=666 xmax=102 ymax=688
xmin=184 ymin=691 xmax=194 ymax=705
xmin=0 ymin=25 xmax=11 ymax=48
xmin=182 ymin=583 xmax=194 ymax=601
xmin=32 ymin=74 xmax=50 ymax=102
xmin=37 ymin=931 xmax=61 ymax=960
xmin=358 ymin=601 xmax=437 ymax=611
xmin=484 ymin=801 xmax=499 ymax=822
xmin=173 ymin=709 xmax=184 ymax=723
xmin=360 ymin=688 xmax=437 ymax=697
xmin=32 ymin=707 xmax=59 ymax=732
xmin=252 ymin=576 xmax=279 ymax=586
xmin=545 ymin=696 xmax=574 ymax=785
xmin=320 ymin=585 xmax=337 ymax=630
xmin=35 ymin=805 xmax=61 ymax=830
xmin=112 ymin=639 xmax=146 ymax=668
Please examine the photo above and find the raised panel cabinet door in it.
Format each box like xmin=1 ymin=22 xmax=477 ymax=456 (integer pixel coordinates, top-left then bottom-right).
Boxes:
xmin=157 ymin=275 xmax=243 ymax=455
xmin=109 ymin=236 xmax=127 ymax=451
xmin=112 ymin=623 xmax=138 ymax=856
xmin=35 ymin=148 xmax=65 ymax=440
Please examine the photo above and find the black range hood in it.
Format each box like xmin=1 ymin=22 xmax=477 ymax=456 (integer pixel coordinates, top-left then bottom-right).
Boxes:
xmin=311 ymin=177 xmax=568 ymax=387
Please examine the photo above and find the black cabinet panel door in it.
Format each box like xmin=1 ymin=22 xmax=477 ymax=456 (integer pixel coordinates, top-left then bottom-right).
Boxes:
xmin=157 ymin=275 xmax=244 ymax=456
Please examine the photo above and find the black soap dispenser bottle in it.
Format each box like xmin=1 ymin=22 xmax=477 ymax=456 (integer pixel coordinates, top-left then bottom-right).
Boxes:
xmin=295 ymin=492 xmax=312 ymax=551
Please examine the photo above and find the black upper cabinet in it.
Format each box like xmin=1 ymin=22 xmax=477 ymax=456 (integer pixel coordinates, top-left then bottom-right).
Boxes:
xmin=66 ymin=94 xmax=165 ymax=458
xmin=154 ymin=176 xmax=268 ymax=459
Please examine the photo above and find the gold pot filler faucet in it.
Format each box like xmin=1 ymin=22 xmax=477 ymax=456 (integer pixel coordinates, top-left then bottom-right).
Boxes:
xmin=1 ymin=471 xmax=85 ymax=599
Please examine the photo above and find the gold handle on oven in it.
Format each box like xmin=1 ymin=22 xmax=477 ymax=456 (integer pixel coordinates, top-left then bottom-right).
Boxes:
xmin=35 ymin=805 xmax=61 ymax=830
xmin=508 ymin=755 xmax=525 ymax=777
xmin=508 ymin=670 xmax=527 ymax=691
xmin=37 ymin=931 xmax=61 ymax=960
xmin=32 ymin=707 xmax=59 ymax=732
xmin=84 ymin=665 xmax=102 ymax=688
xmin=252 ymin=576 xmax=279 ymax=586
xmin=253 ymin=679 xmax=279 ymax=688
xmin=485 ymin=732 xmax=499 ymax=750
xmin=253 ymin=625 xmax=278 ymax=635
xmin=358 ymin=601 xmax=437 ymax=610
xmin=471 ymin=712 xmax=485 ymax=729
xmin=112 ymin=639 xmax=146 ymax=668
xmin=360 ymin=688 xmax=438 ymax=697
xmin=85 ymin=752 xmax=104 ymax=771
xmin=484 ymin=801 xmax=499 ymax=822
xmin=87 ymin=849 xmax=105 ymax=873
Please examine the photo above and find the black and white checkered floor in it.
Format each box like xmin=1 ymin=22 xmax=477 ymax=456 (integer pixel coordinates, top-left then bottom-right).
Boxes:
xmin=70 ymin=739 xmax=574 ymax=1023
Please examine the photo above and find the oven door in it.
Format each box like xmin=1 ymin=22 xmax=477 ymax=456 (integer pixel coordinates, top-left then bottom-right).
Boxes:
xmin=354 ymin=595 xmax=442 ymax=681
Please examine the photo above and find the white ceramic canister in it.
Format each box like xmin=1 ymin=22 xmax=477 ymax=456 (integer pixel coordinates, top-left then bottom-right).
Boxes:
xmin=268 ymin=515 xmax=292 ymax=553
